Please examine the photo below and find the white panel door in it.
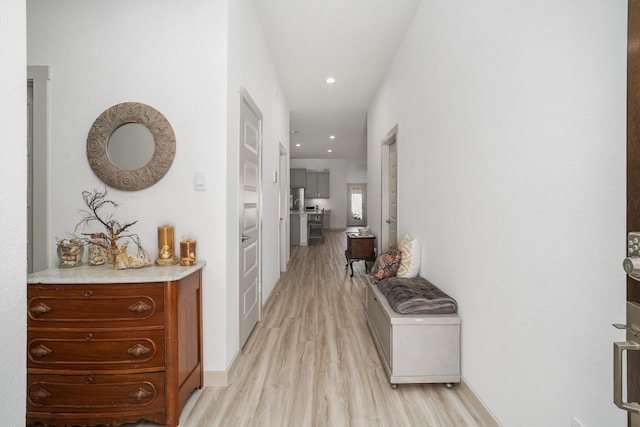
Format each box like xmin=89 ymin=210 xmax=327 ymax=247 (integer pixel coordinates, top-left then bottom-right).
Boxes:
xmin=382 ymin=128 xmax=398 ymax=250
xmin=239 ymin=94 xmax=262 ymax=349
xmin=387 ymin=140 xmax=398 ymax=246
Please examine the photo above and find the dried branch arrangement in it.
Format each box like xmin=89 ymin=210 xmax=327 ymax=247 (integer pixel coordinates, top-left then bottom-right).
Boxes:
xmin=73 ymin=189 xmax=152 ymax=269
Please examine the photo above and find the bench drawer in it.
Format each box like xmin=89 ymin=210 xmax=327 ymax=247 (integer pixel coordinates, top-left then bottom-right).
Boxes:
xmin=366 ymin=284 xmax=391 ymax=367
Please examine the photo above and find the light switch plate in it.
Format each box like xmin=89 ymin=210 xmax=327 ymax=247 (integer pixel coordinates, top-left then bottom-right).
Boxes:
xmin=194 ymin=171 xmax=207 ymax=191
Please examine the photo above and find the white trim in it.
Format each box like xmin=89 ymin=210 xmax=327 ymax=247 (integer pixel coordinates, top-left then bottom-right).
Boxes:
xmin=27 ymin=65 xmax=49 ymax=272
xmin=458 ymin=378 xmax=501 ymax=427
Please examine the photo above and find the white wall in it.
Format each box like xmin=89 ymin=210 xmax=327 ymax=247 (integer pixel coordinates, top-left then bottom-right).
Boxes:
xmin=346 ymin=158 xmax=367 ymax=183
xmin=368 ymin=1 xmax=627 ymax=425
xmin=0 ymin=1 xmax=27 ymax=424
xmin=27 ymin=0 xmax=288 ymax=375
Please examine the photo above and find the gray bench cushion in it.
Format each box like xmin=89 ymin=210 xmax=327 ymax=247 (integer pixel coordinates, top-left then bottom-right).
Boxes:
xmin=376 ymin=276 xmax=457 ymax=314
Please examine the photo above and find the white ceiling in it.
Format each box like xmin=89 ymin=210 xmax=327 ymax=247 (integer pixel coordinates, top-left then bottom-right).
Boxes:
xmin=253 ymin=0 xmax=422 ymax=160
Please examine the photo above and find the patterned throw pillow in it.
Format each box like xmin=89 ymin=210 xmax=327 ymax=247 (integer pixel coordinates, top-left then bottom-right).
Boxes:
xmin=369 ymin=248 xmax=402 ymax=284
xmin=396 ymin=234 xmax=420 ymax=278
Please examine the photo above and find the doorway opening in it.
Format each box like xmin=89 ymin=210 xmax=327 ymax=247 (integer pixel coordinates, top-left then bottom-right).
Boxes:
xmin=346 ymin=183 xmax=367 ymax=227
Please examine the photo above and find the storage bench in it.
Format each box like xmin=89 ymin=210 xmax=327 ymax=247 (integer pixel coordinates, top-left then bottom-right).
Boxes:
xmin=365 ymin=278 xmax=460 ymax=388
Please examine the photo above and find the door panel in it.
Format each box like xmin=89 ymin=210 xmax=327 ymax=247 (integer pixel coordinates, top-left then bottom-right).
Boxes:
xmin=381 ymin=127 xmax=398 ymax=250
xmin=239 ymin=94 xmax=262 ymax=349
xmin=630 ymin=0 xmax=640 ymax=413
xmin=388 ymin=141 xmax=398 ymax=246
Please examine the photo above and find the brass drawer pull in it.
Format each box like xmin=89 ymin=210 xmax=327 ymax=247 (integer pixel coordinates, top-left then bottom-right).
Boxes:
xmin=29 ymin=302 xmax=52 ymax=315
xmin=30 ymin=344 xmax=52 ymax=359
xmin=85 ymin=333 xmax=93 ymax=341
xmin=85 ymin=377 xmax=94 ymax=384
xmin=128 ymin=344 xmax=151 ymax=357
xmin=30 ymin=387 xmax=52 ymax=401
xmin=84 ymin=290 xmax=93 ymax=297
xmin=128 ymin=301 xmax=152 ymax=313
xmin=129 ymin=387 xmax=153 ymax=401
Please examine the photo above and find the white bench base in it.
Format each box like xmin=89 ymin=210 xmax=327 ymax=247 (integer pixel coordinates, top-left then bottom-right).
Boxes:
xmin=365 ymin=280 xmax=461 ymax=387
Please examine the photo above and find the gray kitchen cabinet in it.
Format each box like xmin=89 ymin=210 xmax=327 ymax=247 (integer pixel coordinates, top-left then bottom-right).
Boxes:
xmin=305 ymin=171 xmax=330 ymax=198
xmin=317 ymin=172 xmax=330 ymax=198
xmin=323 ymin=210 xmax=331 ymax=229
xmin=291 ymin=168 xmax=306 ymax=188
xmin=305 ymin=171 xmax=317 ymax=197
xmin=290 ymin=214 xmax=300 ymax=245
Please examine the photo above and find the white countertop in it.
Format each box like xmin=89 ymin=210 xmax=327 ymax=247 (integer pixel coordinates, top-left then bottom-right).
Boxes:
xmin=27 ymin=261 xmax=206 ymax=284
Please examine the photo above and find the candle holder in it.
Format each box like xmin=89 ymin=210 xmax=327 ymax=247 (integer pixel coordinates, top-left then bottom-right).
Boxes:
xmin=88 ymin=233 xmax=106 ymax=266
xmin=156 ymin=225 xmax=178 ymax=265
xmin=180 ymin=240 xmax=197 ymax=266
xmin=57 ymin=238 xmax=84 ymax=268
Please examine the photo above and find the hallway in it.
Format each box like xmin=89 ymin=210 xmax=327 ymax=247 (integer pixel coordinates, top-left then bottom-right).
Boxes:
xmin=172 ymin=230 xmax=486 ymax=426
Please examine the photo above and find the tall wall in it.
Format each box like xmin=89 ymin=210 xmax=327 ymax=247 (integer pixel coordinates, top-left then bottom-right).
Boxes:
xmin=27 ymin=0 xmax=288 ymax=374
xmin=0 ymin=0 xmax=27 ymax=424
xmin=367 ymin=1 xmax=627 ymax=425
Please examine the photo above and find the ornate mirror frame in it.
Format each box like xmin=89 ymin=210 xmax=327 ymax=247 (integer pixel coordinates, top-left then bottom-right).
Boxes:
xmin=87 ymin=102 xmax=176 ymax=191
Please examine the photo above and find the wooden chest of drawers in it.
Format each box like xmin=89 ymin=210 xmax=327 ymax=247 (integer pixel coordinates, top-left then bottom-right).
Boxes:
xmin=26 ymin=264 xmax=204 ymax=427
xmin=345 ymin=231 xmax=376 ymax=276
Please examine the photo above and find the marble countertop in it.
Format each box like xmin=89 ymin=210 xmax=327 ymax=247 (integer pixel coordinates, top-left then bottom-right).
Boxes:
xmin=27 ymin=261 xmax=206 ymax=284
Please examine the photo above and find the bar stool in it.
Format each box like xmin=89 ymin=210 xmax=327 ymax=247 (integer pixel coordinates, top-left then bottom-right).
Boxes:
xmin=307 ymin=209 xmax=324 ymax=244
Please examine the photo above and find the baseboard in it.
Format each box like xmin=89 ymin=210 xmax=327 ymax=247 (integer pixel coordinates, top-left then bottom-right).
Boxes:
xmin=203 ymin=353 xmax=239 ymax=387
xmin=203 ymin=370 xmax=228 ymax=387
xmin=458 ymin=378 xmax=501 ymax=427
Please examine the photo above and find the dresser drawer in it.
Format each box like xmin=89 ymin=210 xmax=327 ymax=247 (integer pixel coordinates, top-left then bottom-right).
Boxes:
xmin=28 ymin=283 xmax=164 ymax=328
xmin=27 ymin=372 xmax=165 ymax=415
xmin=28 ymin=330 xmax=164 ymax=371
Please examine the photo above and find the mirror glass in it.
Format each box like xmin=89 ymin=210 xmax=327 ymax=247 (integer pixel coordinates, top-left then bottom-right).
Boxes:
xmin=108 ymin=123 xmax=155 ymax=171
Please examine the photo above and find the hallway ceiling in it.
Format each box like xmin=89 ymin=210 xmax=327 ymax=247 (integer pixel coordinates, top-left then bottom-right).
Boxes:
xmin=253 ymin=0 xmax=421 ymax=160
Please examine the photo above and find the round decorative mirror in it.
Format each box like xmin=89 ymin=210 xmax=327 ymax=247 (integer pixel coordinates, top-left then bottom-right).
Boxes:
xmin=87 ymin=102 xmax=176 ymax=191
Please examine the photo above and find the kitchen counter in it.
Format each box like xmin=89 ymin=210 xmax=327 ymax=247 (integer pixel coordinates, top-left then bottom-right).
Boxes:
xmin=290 ymin=209 xmax=331 ymax=246
xmin=290 ymin=209 xmax=328 ymax=215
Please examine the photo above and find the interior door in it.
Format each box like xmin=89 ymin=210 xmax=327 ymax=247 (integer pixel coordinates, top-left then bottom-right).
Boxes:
xmin=619 ymin=2 xmax=640 ymax=423
xmin=279 ymin=144 xmax=288 ymax=272
xmin=239 ymin=92 xmax=262 ymax=349
xmin=388 ymin=140 xmax=398 ymax=246
xmin=381 ymin=131 xmax=398 ymax=250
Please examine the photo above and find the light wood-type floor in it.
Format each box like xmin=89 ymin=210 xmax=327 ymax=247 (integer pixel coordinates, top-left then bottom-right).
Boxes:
xmin=135 ymin=230 xmax=486 ymax=427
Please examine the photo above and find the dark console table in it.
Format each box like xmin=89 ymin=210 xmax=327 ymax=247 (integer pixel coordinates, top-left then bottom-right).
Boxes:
xmin=345 ymin=230 xmax=376 ymax=277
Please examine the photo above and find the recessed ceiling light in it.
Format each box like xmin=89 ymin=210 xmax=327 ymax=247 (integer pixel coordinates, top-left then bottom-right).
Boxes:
xmin=327 ymin=149 xmax=333 ymax=153
xmin=295 ymin=143 xmax=301 ymax=147
xmin=329 ymin=135 xmax=335 ymax=139
xmin=326 ymin=77 xmax=336 ymax=84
